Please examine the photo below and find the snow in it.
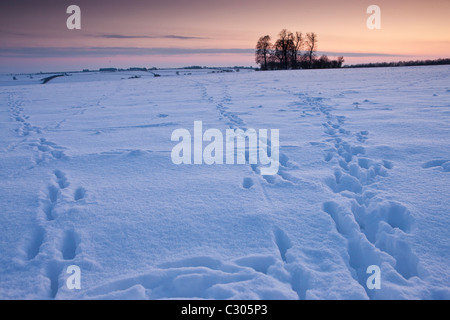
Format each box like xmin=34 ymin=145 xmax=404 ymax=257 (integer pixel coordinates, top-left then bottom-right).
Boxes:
xmin=0 ymin=66 xmax=449 ymax=299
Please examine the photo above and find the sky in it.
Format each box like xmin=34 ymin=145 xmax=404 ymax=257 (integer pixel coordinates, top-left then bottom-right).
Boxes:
xmin=0 ymin=0 xmax=449 ymax=73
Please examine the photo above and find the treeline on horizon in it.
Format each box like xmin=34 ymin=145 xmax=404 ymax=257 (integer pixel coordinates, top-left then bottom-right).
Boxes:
xmin=255 ymin=29 xmax=344 ymax=71
xmin=344 ymin=58 xmax=450 ymax=68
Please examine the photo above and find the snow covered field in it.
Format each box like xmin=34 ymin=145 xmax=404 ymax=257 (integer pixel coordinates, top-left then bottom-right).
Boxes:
xmin=0 ymin=66 xmax=449 ymax=300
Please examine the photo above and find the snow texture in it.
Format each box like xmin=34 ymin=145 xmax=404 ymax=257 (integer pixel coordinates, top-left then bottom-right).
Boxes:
xmin=0 ymin=66 xmax=449 ymax=299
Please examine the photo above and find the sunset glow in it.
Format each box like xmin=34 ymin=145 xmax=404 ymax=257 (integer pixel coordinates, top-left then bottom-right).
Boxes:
xmin=1 ymin=0 xmax=449 ymax=72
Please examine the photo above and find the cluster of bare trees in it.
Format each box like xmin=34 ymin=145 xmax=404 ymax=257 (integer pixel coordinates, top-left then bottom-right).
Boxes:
xmin=255 ymin=29 xmax=344 ymax=70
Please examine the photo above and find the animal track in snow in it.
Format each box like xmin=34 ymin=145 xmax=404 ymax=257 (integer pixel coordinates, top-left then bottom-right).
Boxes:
xmin=46 ymin=261 xmax=62 ymax=299
xmin=30 ymin=138 xmax=67 ymax=165
xmin=74 ymin=187 xmax=86 ymax=201
xmin=273 ymin=228 xmax=292 ymax=263
xmin=8 ymin=94 xmax=41 ymax=137
xmin=242 ymin=177 xmax=254 ymax=189
xmin=295 ymin=91 xmax=421 ymax=296
xmin=78 ymin=226 xmax=303 ymax=300
xmin=20 ymin=169 xmax=87 ymax=298
xmin=422 ymin=160 xmax=450 ymax=172
xmin=81 ymin=255 xmax=298 ymax=300
xmin=194 ymin=79 xmax=301 ymax=189
xmin=322 ymin=201 xmax=383 ymax=297
xmin=61 ymin=229 xmax=78 ymax=260
xmin=348 ymin=200 xmax=419 ymax=280
xmin=25 ymin=226 xmax=45 ymax=260
xmin=54 ymin=170 xmax=69 ymax=189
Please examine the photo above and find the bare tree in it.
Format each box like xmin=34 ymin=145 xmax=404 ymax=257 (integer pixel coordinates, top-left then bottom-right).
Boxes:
xmin=274 ymin=29 xmax=293 ymax=70
xmin=255 ymin=30 xmax=337 ymax=70
xmin=255 ymin=35 xmax=272 ymax=70
xmin=317 ymin=55 xmax=329 ymax=68
xmin=306 ymin=32 xmax=318 ymax=68
xmin=289 ymin=31 xmax=304 ymax=69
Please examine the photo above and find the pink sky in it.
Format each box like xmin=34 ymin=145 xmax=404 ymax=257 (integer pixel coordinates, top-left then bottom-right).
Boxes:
xmin=1 ymin=0 xmax=449 ymax=72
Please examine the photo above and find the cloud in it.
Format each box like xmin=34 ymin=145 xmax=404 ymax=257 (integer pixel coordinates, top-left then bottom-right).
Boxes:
xmin=91 ymin=34 xmax=209 ymax=40
xmin=317 ymin=51 xmax=409 ymax=58
xmin=1 ymin=30 xmax=210 ymax=40
xmin=0 ymin=47 xmax=254 ymax=58
xmin=0 ymin=46 xmax=409 ymax=59
xmin=0 ymin=30 xmax=34 ymax=37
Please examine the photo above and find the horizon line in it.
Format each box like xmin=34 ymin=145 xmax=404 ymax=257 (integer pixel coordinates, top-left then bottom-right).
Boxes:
xmin=0 ymin=46 xmax=410 ymax=59
xmin=5 ymin=58 xmax=450 ymax=76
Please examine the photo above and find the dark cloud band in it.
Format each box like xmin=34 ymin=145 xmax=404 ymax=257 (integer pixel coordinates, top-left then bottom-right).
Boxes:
xmin=0 ymin=47 xmax=254 ymax=58
xmin=0 ymin=47 xmax=406 ymax=59
xmin=91 ymin=34 xmax=209 ymax=40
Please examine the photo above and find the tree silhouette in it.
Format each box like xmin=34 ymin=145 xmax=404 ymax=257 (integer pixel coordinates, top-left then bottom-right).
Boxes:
xmin=289 ymin=32 xmax=304 ymax=69
xmin=306 ymin=32 xmax=318 ymax=68
xmin=274 ymin=29 xmax=293 ymax=70
xmin=255 ymin=35 xmax=272 ymax=71
xmin=255 ymin=30 xmax=344 ymax=70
